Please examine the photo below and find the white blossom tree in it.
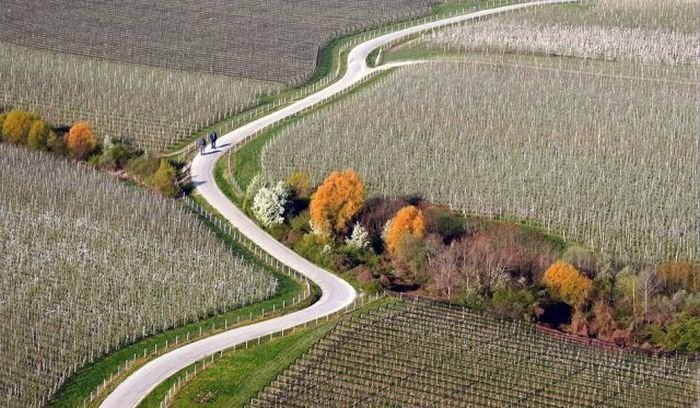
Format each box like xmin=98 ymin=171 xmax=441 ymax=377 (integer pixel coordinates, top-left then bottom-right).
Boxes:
xmin=244 ymin=174 xmax=264 ymax=209
xmin=346 ymin=223 xmax=370 ymax=250
xmin=253 ymin=181 xmax=289 ymax=228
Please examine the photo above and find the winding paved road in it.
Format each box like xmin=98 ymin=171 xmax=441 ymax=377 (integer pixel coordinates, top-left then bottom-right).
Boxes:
xmin=101 ymin=1 xmax=578 ymax=406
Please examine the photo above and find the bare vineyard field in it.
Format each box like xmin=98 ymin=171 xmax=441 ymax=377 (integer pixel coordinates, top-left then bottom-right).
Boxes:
xmin=250 ymin=300 xmax=698 ymax=407
xmin=0 ymin=42 xmax=279 ymax=152
xmin=0 ymin=0 xmax=431 ymax=85
xmin=424 ymin=0 xmax=699 ymax=65
xmin=261 ymin=58 xmax=698 ymax=263
xmin=0 ymin=146 xmax=277 ymax=407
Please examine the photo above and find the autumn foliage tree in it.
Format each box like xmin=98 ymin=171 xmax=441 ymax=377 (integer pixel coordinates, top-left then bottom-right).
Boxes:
xmin=2 ymin=110 xmax=39 ymax=145
xmin=542 ymin=261 xmax=593 ymax=308
xmin=385 ymin=205 xmax=425 ymax=256
xmin=309 ymin=169 xmax=365 ymax=237
xmin=66 ymin=121 xmax=97 ymax=160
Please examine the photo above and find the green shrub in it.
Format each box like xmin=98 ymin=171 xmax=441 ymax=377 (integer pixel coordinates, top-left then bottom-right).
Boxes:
xmin=359 ymin=250 xmax=382 ymax=268
xmin=294 ymin=233 xmax=334 ymax=270
xmin=683 ymin=293 xmax=700 ymax=316
xmin=453 ymin=290 xmax=486 ymax=312
xmin=290 ymin=210 xmax=311 ymax=233
xmin=2 ymin=110 xmax=39 ymax=145
xmin=27 ymin=120 xmax=50 ymax=150
xmin=267 ymin=224 xmax=287 ymax=241
xmin=336 ymin=244 xmax=364 ymax=271
xmin=147 ymin=160 xmax=179 ymax=198
xmin=46 ymin=131 xmax=68 ymax=156
xmin=286 ymin=170 xmax=312 ymax=199
xmin=649 ymin=313 xmax=700 ymax=352
xmin=362 ymin=279 xmax=383 ymax=295
xmin=127 ymin=154 xmax=160 ymax=182
xmin=394 ymin=233 xmax=428 ymax=284
xmin=435 ymin=213 xmax=466 ymax=243
xmin=490 ymin=287 xmax=535 ymax=320
xmin=87 ymin=153 xmax=102 ymax=167
xmin=99 ymin=143 xmax=140 ymax=170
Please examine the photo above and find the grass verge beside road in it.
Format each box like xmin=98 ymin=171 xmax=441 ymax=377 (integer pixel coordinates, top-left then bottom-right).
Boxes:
xmin=141 ymin=297 xmax=395 ymax=407
xmin=139 ymin=324 xmax=333 ymax=408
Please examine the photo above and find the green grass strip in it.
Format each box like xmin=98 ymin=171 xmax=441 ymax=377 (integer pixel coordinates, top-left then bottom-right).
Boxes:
xmin=139 ymin=324 xmax=333 ymax=408
xmin=141 ymin=297 xmax=397 ymax=407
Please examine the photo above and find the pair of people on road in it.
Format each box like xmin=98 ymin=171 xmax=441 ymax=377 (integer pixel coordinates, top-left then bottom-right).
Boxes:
xmin=199 ymin=131 xmax=218 ymax=154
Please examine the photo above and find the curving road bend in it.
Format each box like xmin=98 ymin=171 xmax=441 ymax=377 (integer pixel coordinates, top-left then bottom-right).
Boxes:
xmin=101 ymin=1 xmax=578 ymax=406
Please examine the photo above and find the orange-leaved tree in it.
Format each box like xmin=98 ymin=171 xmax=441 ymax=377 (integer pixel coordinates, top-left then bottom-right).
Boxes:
xmin=66 ymin=121 xmax=96 ymax=160
xmin=309 ymin=169 xmax=365 ymax=237
xmin=542 ymin=260 xmax=593 ymax=308
xmin=385 ymin=205 xmax=425 ymax=256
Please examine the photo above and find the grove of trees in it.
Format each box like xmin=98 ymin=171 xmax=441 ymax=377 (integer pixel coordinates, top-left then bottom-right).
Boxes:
xmin=250 ymin=167 xmax=700 ymax=353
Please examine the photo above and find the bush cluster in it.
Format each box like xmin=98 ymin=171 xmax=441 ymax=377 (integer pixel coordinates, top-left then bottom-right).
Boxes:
xmin=0 ymin=110 xmax=102 ymax=161
xmin=0 ymin=110 xmax=65 ymax=154
xmin=0 ymin=109 xmax=179 ymax=198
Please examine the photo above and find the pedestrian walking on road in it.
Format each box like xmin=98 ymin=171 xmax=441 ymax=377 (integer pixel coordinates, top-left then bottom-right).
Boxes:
xmin=209 ymin=131 xmax=218 ymax=149
xmin=199 ymin=137 xmax=206 ymax=155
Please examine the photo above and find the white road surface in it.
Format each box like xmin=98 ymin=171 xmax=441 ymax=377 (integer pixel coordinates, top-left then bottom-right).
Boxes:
xmin=101 ymin=1 xmax=577 ymax=406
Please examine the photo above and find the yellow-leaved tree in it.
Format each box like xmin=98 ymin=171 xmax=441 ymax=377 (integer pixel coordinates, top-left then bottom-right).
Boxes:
xmin=66 ymin=121 xmax=96 ymax=160
xmin=2 ymin=110 xmax=39 ymax=145
xmin=309 ymin=169 xmax=365 ymax=237
xmin=542 ymin=261 xmax=593 ymax=308
xmin=27 ymin=120 xmax=50 ymax=150
xmin=385 ymin=205 xmax=425 ymax=256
